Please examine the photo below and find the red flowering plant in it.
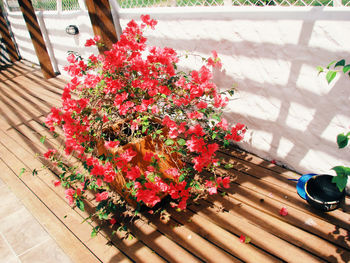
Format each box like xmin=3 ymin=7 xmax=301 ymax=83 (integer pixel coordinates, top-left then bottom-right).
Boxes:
xmin=43 ymin=15 xmax=246 ymax=229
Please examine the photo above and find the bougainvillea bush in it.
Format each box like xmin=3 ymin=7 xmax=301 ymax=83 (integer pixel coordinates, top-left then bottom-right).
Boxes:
xmin=44 ymin=15 xmax=246 ymax=227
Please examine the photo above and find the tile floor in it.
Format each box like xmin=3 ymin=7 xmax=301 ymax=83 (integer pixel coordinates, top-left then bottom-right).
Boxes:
xmin=0 ymin=178 xmax=72 ymax=263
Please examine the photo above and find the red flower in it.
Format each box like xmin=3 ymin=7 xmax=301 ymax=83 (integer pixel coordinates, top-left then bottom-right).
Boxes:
xmin=96 ymin=191 xmax=109 ymax=202
xmin=85 ymin=35 xmax=101 ymax=47
xmin=165 ymin=168 xmax=180 ymax=180
xmin=53 ymin=180 xmax=61 ymax=187
xmin=141 ymin=14 xmax=157 ymax=29
xmin=225 ymin=123 xmax=246 ymax=142
xmin=205 ymin=180 xmax=217 ymax=195
xmin=196 ymin=101 xmax=208 ymax=109
xmin=126 ymin=166 xmax=141 ymax=180
xmin=110 ymin=218 xmax=117 ymax=225
xmin=119 ymin=147 xmax=137 ymax=162
xmin=207 ymin=50 xmax=222 ymax=69
xmin=104 ymin=141 xmax=120 ymax=149
xmin=239 ymin=234 xmax=246 ymax=243
xmin=187 ymin=124 xmax=205 ymax=137
xmin=279 ymin=207 xmax=288 ymax=216
xmin=44 ymin=149 xmax=57 ymax=159
xmin=216 ymin=118 xmax=229 ymax=131
xmin=96 ymin=179 xmax=103 ymax=187
xmin=65 ymin=188 xmax=75 ymax=205
xmin=217 ymin=176 xmax=230 ymax=189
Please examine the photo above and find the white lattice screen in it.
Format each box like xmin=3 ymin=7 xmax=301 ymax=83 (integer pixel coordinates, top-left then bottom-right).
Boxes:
xmin=5 ymin=0 xmax=81 ymax=12
xmin=117 ymin=0 xmax=349 ymax=7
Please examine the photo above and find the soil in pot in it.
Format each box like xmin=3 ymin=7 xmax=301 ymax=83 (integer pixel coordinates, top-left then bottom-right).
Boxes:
xmin=305 ymin=174 xmax=346 ymax=212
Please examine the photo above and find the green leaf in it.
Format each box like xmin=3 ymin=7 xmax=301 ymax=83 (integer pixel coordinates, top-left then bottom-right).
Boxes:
xmin=331 ymin=174 xmax=348 ymax=192
xmin=227 ymin=89 xmax=235 ymax=96
xmin=19 ymin=168 xmax=26 ymax=177
xmin=156 ymin=130 xmax=163 ymax=134
xmin=40 ymin=136 xmax=46 ymax=144
xmin=212 ymin=114 xmax=221 ymax=121
xmin=337 ymin=133 xmax=349 ymax=149
xmin=177 ymin=138 xmax=186 ymax=146
xmin=76 ymin=199 xmax=85 ymax=212
xmin=343 ymin=64 xmax=350 ymax=74
xmin=32 ymin=169 xmax=38 ymax=176
xmin=316 ymin=66 xmax=324 ymax=74
xmin=165 ymin=139 xmax=174 ymax=146
xmin=212 ymin=133 xmax=217 ymax=140
xmin=179 ymin=174 xmax=185 ymax=182
xmin=224 ymin=163 xmax=234 ymax=169
xmin=332 ymin=166 xmax=350 ymax=177
xmin=101 ymin=213 xmax=109 ymax=220
xmin=335 ymin=59 xmax=345 ymax=68
xmin=91 ymin=226 xmax=100 ymax=238
xmin=326 ymin=70 xmax=337 ymax=84
xmin=326 ymin=60 xmax=336 ymax=69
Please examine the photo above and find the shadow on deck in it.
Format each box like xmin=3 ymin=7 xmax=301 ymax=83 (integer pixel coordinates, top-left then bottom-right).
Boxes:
xmin=0 ymin=61 xmax=349 ymax=263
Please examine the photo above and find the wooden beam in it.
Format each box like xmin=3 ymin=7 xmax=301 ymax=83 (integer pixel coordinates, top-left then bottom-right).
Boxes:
xmin=85 ymin=0 xmax=118 ymax=54
xmin=17 ymin=0 xmax=55 ymax=79
xmin=0 ymin=6 xmax=20 ymax=62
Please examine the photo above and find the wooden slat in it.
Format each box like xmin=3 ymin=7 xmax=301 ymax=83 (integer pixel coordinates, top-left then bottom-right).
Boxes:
xmin=1 ymin=63 xmax=350 ymax=263
xmin=163 ymin=205 xmax=281 ymax=262
xmin=85 ymin=0 xmax=118 ymax=54
xmin=216 ymin=151 xmax=350 ymax=231
xmin=17 ymin=0 xmax=55 ymax=79
xmin=142 ymin=212 xmax=240 ymax=263
xmin=0 ymin=131 xmax=131 ymax=263
xmin=0 ymin=6 xmax=20 ymax=62
xmin=210 ymin=188 xmax=350 ymax=262
xmin=0 ymin=159 xmax=100 ymax=263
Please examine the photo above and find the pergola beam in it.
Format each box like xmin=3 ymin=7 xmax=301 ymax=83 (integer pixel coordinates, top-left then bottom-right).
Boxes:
xmin=17 ymin=0 xmax=55 ymax=79
xmin=0 ymin=6 xmax=20 ymax=62
xmin=85 ymin=0 xmax=118 ymax=54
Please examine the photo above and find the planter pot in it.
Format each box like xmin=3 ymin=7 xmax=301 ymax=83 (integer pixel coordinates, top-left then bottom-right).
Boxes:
xmin=97 ymin=122 xmax=183 ymax=206
xmin=304 ymin=174 xmax=346 ymax=212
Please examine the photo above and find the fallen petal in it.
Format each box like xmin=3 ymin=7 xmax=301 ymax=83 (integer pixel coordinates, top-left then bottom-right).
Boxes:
xmin=279 ymin=207 xmax=288 ymax=216
xmin=239 ymin=234 xmax=245 ymax=243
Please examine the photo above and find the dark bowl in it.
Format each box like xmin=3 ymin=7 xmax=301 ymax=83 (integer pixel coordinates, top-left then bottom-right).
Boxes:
xmin=305 ymin=174 xmax=345 ymax=212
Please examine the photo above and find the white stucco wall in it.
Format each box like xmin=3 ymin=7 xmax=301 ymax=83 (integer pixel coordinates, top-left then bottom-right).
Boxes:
xmin=5 ymin=5 xmax=350 ymax=176
xmin=6 ymin=11 xmax=39 ymax=65
xmin=117 ymin=7 xmax=350 ymax=175
xmin=6 ymin=9 xmax=99 ymax=74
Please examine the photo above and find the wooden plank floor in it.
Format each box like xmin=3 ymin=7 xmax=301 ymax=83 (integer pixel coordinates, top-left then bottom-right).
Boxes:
xmin=0 ymin=61 xmax=349 ymax=263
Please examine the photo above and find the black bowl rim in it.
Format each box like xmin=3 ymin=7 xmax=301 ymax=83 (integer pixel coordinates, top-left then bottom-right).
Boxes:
xmin=304 ymin=174 xmax=345 ymax=205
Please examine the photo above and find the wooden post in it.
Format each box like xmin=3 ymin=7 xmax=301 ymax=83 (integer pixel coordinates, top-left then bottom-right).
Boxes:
xmin=0 ymin=6 xmax=20 ymax=62
xmin=85 ymin=0 xmax=118 ymax=54
xmin=17 ymin=0 xmax=55 ymax=79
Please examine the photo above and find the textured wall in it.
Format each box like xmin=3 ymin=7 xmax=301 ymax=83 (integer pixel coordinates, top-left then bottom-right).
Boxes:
xmin=118 ymin=7 xmax=350 ymax=175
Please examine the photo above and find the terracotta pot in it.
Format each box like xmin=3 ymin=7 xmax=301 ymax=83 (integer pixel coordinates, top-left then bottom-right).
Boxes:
xmin=97 ymin=121 xmax=183 ymax=206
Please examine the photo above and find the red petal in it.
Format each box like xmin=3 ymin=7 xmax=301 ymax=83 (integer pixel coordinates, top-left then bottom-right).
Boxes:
xmin=239 ymin=234 xmax=245 ymax=243
xmin=279 ymin=207 xmax=288 ymax=216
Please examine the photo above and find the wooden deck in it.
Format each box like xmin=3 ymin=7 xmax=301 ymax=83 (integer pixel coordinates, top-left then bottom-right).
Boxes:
xmin=0 ymin=61 xmax=349 ymax=263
